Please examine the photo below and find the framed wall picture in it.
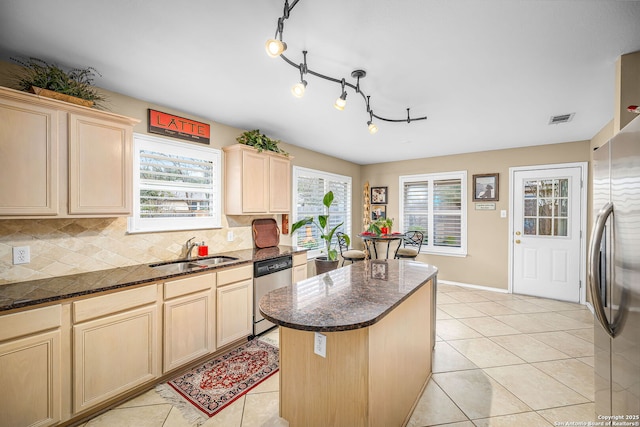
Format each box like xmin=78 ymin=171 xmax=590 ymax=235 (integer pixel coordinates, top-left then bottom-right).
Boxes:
xmin=371 ymin=205 xmax=386 ymax=221
xmin=473 ymin=173 xmax=499 ymax=201
xmin=371 ymin=261 xmax=389 ymax=280
xmin=371 ymin=186 xmax=387 ymax=204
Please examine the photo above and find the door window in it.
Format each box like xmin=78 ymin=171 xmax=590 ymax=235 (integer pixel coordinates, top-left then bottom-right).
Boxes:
xmin=523 ymin=178 xmax=569 ymax=237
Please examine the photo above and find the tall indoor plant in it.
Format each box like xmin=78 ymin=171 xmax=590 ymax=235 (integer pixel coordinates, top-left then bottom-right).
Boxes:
xmin=291 ymin=191 xmax=342 ymax=274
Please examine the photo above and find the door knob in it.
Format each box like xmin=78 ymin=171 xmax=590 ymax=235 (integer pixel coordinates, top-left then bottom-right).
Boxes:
xmin=515 ymin=239 xmax=521 ymax=244
xmin=515 ymin=231 xmax=521 ymax=236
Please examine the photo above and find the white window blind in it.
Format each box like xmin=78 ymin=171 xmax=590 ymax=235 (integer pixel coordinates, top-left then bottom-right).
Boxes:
xmin=293 ymin=167 xmax=352 ymax=259
xmin=128 ymin=133 xmax=221 ymax=233
xmin=399 ymin=172 xmax=467 ymax=256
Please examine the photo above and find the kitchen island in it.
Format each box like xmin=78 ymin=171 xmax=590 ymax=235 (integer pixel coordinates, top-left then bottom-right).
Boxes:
xmin=259 ymin=259 xmax=438 ymax=427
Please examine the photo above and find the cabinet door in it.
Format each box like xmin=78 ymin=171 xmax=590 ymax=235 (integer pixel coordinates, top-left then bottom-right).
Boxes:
xmin=241 ymin=150 xmax=269 ymax=213
xmin=68 ymin=113 xmax=132 ymax=215
xmin=293 ymin=264 xmax=307 ymax=283
xmin=269 ymin=155 xmax=291 ymax=212
xmin=0 ymin=330 xmax=61 ymax=427
xmin=73 ymin=304 xmax=158 ymax=413
xmin=163 ymin=289 xmax=215 ymax=373
xmin=0 ymin=97 xmax=59 ymax=216
xmin=217 ymin=279 xmax=253 ymax=347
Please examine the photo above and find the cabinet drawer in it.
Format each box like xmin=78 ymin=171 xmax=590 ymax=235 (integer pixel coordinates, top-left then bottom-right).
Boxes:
xmin=0 ymin=305 xmax=62 ymax=341
xmin=164 ymin=273 xmax=215 ymax=300
xmin=293 ymin=252 xmax=307 ymax=267
xmin=73 ymin=285 xmax=157 ymax=323
xmin=217 ymin=265 xmax=253 ymax=287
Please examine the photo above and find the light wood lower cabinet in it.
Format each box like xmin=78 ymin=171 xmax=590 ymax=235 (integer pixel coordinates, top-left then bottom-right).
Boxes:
xmin=163 ymin=273 xmax=216 ymax=373
xmin=0 ymin=305 xmax=62 ymax=427
xmin=72 ymin=285 xmax=159 ymax=413
xmin=292 ymin=252 xmax=308 ymax=283
xmin=217 ymin=265 xmax=253 ymax=347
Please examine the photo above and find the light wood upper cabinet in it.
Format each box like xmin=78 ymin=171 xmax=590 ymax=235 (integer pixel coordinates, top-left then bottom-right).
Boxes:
xmin=0 ymin=86 xmax=139 ymax=218
xmin=0 ymin=92 xmax=59 ymax=216
xmin=223 ymin=144 xmax=292 ymax=215
xmin=68 ymin=113 xmax=133 ymax=215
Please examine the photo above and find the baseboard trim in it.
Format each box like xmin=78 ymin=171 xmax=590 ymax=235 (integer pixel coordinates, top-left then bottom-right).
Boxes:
xmin=438 ymin=280 xmax=509 ymax=293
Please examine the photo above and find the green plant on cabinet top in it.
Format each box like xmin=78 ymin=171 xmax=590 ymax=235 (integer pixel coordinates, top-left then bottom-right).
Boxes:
xmin=236 ymin=129 xmax=289 ymax=156
xmin=11 ymin=57 xmax=106 ymax=108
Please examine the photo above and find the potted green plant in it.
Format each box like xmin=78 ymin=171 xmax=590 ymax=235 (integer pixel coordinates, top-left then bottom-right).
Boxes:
xmin=236 ymin=129 xmax=288 ymax=156
xmin=290 ymin=191 xmax=342 ymax=274
xmin=369 ymin=217 xmax=393 ymax=235
xmin=11 ymin=57 xmax=105 ymax=108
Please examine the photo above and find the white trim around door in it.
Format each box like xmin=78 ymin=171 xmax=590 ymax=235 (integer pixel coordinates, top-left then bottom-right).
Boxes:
xmin=508 ymin=162 xmax=588 ymax=304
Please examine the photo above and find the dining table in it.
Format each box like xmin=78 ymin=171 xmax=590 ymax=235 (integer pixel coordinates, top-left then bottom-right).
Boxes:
xmin=358 ymin=232 xmax=406 ymax=259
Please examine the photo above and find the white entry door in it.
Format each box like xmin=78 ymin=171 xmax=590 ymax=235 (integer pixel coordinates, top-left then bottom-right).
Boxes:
xmin=511 ymin=166 xmax=584 ymax=302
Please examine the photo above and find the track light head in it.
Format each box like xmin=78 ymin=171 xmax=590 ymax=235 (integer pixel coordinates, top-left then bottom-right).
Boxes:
xmin=334 ymin=92 xmax=347 ymax=111
xmin=334 ymin=79 xmax=348 ymax=111
xmin=265 ymin=39 xmax=287 ymax=57
xmin=291 ymin=80 xmax=307 ymax=98
xmin=367 ymin=110 xmax=378 ymax=134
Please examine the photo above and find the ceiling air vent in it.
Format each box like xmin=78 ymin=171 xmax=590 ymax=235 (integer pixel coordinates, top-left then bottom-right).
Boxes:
xmin=549 ymin=113 xmax=575 ymax=125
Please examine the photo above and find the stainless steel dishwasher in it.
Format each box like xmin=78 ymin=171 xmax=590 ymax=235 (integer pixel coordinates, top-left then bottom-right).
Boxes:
xmin=253 ymin=255 xmax=292 ymax=335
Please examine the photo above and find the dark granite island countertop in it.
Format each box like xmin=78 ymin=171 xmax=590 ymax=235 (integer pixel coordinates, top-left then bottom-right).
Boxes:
xmin=259 ymin=259 xmax=438 ymax=332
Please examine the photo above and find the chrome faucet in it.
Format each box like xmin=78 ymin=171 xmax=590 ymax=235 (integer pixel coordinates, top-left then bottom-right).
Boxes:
xmin=182 ymin=237 xmax=198 ymax=260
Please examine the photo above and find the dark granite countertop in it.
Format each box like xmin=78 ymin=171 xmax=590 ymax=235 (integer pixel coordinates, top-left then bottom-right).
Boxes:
xmin=0 ymin=246 xmax=306 ymax=313
xmin=259 ymin=260 xmax=438 ymax=332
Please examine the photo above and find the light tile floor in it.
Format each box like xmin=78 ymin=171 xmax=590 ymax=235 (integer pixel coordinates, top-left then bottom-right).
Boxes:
xmin=81 ymin=282 xmax=596 ymax=427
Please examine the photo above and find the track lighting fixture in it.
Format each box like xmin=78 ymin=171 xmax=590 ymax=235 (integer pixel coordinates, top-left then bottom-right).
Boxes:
xmin=367 ymin=111 xmax=378 ymax=134
xmin=334 ymin=79 xmax=347 ymax=111
xmin=265 ymin=38 xmax=287 ymax=58
xmin=265 ymin=0 xmax=427 ymax=134
xmin=291 ymin=50 xmax=308 ymax=98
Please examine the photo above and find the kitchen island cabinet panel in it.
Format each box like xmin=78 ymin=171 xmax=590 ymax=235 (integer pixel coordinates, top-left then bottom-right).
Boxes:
xmin=279 ymin=282 xmax=432 ymax=427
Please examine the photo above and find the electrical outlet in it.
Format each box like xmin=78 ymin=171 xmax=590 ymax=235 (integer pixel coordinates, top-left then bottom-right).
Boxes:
xmin=314 ymin=332 xmax=326 ymax=358
xmin=13 ymin=246 xmax=31 ymax=265
xmin=227 ymin=231 xmax=234 ymax=241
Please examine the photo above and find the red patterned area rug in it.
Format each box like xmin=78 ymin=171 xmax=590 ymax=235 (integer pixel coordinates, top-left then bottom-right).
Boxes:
xmin=156 ymin=338 xmax=279 ymax=425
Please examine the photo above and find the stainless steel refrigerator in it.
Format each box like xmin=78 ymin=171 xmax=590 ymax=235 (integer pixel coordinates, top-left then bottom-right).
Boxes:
xmin=589 ymin=115 xmax=640 ymax=420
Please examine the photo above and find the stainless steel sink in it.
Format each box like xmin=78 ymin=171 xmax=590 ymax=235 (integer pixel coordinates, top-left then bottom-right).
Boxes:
xmin=149 ymin=256 xmax=239 ymax=271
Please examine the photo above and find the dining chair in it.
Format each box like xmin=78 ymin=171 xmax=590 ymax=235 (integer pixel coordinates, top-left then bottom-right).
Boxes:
xmin=336 ymin=232 xmax=366 ymax=266
xmin=394 ymin=231 xmax=424 ymax=259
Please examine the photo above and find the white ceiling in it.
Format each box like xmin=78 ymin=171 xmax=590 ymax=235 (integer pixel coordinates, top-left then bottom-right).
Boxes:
xmin=1 ymin=0 xmax=639 ymax=165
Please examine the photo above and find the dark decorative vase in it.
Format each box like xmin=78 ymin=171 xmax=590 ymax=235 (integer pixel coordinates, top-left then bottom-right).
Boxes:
xmin=314 ymin=257 xmax=339 ymax=274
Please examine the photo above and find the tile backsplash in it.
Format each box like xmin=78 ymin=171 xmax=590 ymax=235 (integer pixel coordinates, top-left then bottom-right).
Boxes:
xmin=0 ymin=215 xmax=288 ymax=285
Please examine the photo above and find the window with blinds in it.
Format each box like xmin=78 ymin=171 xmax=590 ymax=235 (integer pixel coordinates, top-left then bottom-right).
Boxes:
xmin=399 ymin=172 xmax=467 ymax=256
xmin=128 ymin=133 xmax=221 ymax=233
xmin=293 ymin=167 xmax=352 ymax=258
